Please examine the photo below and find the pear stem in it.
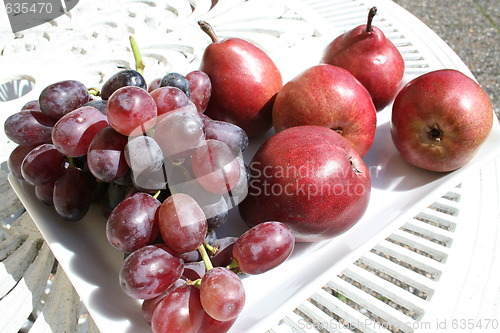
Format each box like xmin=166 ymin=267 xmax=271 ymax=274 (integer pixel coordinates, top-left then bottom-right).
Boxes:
xmin=198 ymin=21 xmax=220 ymax=43
xmin=366 ymin=7 xmax=377 ymax=33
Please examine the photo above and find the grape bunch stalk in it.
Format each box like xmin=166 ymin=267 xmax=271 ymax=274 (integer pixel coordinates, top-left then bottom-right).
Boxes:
xmin=4 ymin=36 xmax=296 ymax=332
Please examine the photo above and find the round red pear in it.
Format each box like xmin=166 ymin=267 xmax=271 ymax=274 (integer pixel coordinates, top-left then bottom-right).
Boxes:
xmin=198 ymin=21 xmax=282 ymax=137
xmin=239 ymin=125 xmax=371 ymax=242
xmin=322 ymin=7 xmax=405 ymax=110
xmin=272 ymin=64 xmax=376 ymax=157
xmin=391 ymin=69 xmax=493 ymax=172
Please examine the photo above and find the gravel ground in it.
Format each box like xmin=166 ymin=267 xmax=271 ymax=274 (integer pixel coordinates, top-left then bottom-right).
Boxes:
xmin=394 ymin=0 xmax=500 ymax=118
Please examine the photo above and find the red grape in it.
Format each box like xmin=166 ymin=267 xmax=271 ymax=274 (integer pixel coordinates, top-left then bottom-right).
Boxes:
xmin=191 ymin=140 xmax=240 ymax=194
xmin=150 ymin=86 xmax=191 ymax=116
xmin=53 ymin=167 xmax=94 ymax=221
xmin=199 ymin=267 xmax=245 ymax=321
xmin=203 ymin=120 xmax=248 ymax=153
xmin=51 ymin=106 xmax=109 ymax=157
xmin=198 ymin=314 xmax=236 ymax=333
xmin=186 ymin=70 xmax=212 ymax=113
xmin=8 ymin=144 xmax=37 ymax=179
xmin=106 ymin=86 xmax=157 ymax=136
xmin=233 ymin=221 xmax=295 ymax=274
xmin=21 ymin=143 xmax=66 ymax=186
xmin=119 ymin=244 xmax=184 ymax=300
xmin=158 ymin=193 xmax=207 ymax=254
xmin=155 ymin=105 xmax=204 ymax=158
xmin=4 ymin=111 xmax=56 ymax=146
xmin=142 ymin=279 xmax=186 ymax=325
xmin=147 ymin=78 xmax=162 ymax=93
xmin=106 ymin=192 xmax=160 ymax=253
xmin=87 ymin=127 xmax=129 ymax=182
xmin=151 ymin=284 xmax=204 ymax=333
xmin=39 ymin=80 xmax=90 ymax=119
xmin=125 ymin=135 xmax=167 ymax=191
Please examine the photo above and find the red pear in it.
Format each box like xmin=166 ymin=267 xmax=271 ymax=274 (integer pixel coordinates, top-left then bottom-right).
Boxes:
xmin=272 ymin=64 xmax=376 ymax=157
xmin=322 ymin=7 xmax=405 ymax=110
xmin=391 ymin=69 xmax=493 ymax=172
xmin=198 ymin=21 xmax=282 ymax=137
xmin=239 ymin=125 xmax=371 ymax=242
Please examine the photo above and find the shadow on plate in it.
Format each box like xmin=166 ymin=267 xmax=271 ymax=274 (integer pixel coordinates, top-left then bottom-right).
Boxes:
xmin=364 ymin=122 xmax=446 ymax=192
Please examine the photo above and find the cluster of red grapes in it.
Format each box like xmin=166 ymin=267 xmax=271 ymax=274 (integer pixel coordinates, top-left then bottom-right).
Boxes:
xmin=4 ymin=68 xmax=296 ymax=332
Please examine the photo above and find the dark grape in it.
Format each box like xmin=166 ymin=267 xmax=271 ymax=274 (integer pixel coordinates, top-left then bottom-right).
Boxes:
xmin=233 ymin=222 xmax=295 ymax=274
xmin=151 ymin=284 xmax=204 ymax=333
xmin=21 ymin=100 xmax=41 ymax=111
xmin=209 ymin=237 xmax=238 ymax=268
xmin=21 ymin=143 xmax=66 ymax=186
xmin=203 ymin=120 xmax=249 ymax=153
xmin=160 ymin=72 xmax=190 ymax=97
xmin=100 ymin=69 xmax=147 ymax=100
xmin=191 ymin=140 xmax=240 ymax=194
xmin=158 ymin=193 xmax=207 ymax=254
xmin=8 ymin=144 xmax=37 ymax=179
xmin=119 ymin=244 xmax=184 ymax=300
xmin=4 ymin=111 xmax=56 ymax=146
xmin=186 ymin=70 xmax=211 ymax=113
xmin=204 ymin=229 xmax=217 ymax=245
xmin=35 ymin=180 xmax=55 ymax=205
xmin=199 ymin=267 xmax=245 ymax=321
xmin=182 ymin=261 xmax=206 ymax=281
xmin=87 ymin=127 xmax=129 ymax=182
xmin=150 ymin=86 xmax=191 ymax=116
xmin=84 ymin=99 xmax=107 ymax=114
xmin=53 ymin=167 xmax=93 ymax=221
xmin=52 ymin=106 xmax=109 ymax=157
xmin=101 ymin=182 xmax=130 ymax=217
xmin=106 ymin=86 xmax=157 ymax=136
xmin=106 ymin=192 xmax=160 ymax=253
xmin=39 ymin=80 xmax=90 ymax=119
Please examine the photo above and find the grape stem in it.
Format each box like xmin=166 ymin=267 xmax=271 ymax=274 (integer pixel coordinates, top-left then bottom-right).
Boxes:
xmin=67 ymin=156 xmax=75 ymax=168
xmin=204 ymin=241 xmax=218 ymax=256
xmin=198 ymin=244 xmax=214 ymax=271
xmin=226 ymin=258 xmax=241 ymax=273
xmin=152 ymin=190 xmax=161 ymax=199
xmin=187 ymin=278 xmax=202 ymax=287
xmin=88 ymin=87 xmax=101 ymax=97
xmin=129 ymin=35 xmax=145 ymax=75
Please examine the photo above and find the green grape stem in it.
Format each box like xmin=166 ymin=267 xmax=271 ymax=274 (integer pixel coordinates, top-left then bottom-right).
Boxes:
xmin=88 ymin=87 xmax=100 ymax=97
xmin=203 ymin=241 xmax=218 ymax=256
xmin=198 ymin=243 xmax=214 ymax=271
xmin=226 ymin=258 xmax=241 ymax=274
xmin=129 ymin=35 xmax=145 ymax=75
xmin=187 ymin=278 xmax=202 ymax=287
